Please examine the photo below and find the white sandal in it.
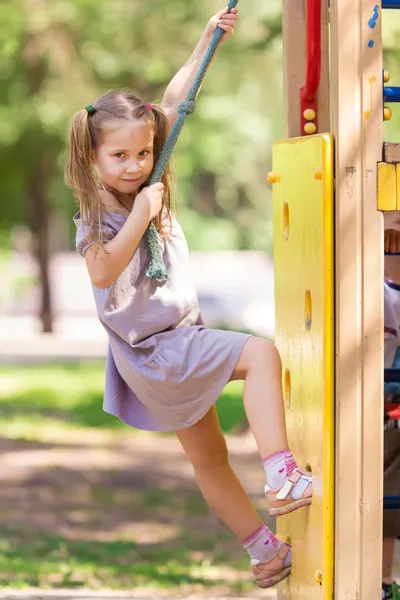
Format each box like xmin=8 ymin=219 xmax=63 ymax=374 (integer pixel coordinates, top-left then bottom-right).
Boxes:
xmin=265 ymin=466 xmax=313 ymax=517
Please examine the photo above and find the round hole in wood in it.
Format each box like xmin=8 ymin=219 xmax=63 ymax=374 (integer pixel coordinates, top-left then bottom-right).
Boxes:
xmin=283 ymin=202 xmax=289 ymax=241
xmin=305 ymin=289 xmax=312 ymax=330
xmin=284 ymin=369 xmax=291 ymax=409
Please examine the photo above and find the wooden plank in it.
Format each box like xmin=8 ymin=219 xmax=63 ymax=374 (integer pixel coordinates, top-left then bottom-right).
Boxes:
xmin=318 ymin=0 xmax=330 ymax=133
xmin=330 ymin=0 xmax=383 ymax=598
xmin=274 ymin=135 xmax=334 ymax=600
xmin=282 ymin=0 xmax=306 ymax=137
xmin=384 ymin=142 xmax=400 ymax=163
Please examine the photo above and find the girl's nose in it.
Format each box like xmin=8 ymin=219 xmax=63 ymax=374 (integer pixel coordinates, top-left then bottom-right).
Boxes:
xmin=126 ymin=162 xmax=141 ymax=174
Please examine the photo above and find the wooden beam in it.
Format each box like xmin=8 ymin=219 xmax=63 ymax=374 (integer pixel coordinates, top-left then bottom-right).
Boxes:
xmin=330 ymin=0 xmax=383 ymax=598
xmin=384 ymin=142 xmax=400 ymax=163
xmin=282 ymin=0 xmax=306 ymax=137
xmin=282 ymin=0 xmax=330 ymax=138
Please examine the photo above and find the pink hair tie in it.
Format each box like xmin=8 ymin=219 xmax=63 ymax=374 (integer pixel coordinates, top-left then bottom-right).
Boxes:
xmin=146 ymin=103 xmax=152 ymax=110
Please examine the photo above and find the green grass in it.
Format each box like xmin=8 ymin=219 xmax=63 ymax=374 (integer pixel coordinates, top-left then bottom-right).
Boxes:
xmin=0 ymin=526 xmax=251 ymax=591
xmin=0 ymin=363 xmax=246 ymax=441
xmin=0 ymin=363 xmax=253 ymax=592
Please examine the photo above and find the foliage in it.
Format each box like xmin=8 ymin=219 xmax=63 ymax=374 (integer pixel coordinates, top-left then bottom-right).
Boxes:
xmin=0 ymin=0 xmax=284 ymax=254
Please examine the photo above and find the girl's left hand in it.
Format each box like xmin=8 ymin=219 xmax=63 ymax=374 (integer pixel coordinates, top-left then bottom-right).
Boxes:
xmin=205 ymin=7 xmax=239 ymax=42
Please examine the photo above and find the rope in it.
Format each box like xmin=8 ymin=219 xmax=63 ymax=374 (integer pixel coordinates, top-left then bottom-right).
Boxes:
xmin=145 ymin=0 xmax=239 ymax=281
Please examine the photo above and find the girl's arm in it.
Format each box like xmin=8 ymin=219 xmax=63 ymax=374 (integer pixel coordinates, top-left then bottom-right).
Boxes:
xmin=161 ymin=7 xmax=238 ymax=126
xmin=85 ymin=184 xmax=164 ymax=289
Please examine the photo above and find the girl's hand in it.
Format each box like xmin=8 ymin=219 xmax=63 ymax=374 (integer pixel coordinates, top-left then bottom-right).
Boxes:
xmin=205 ymin=7 xmax=239 ymax=42
xmin=135 ymin=183 xmax=164 ymax=221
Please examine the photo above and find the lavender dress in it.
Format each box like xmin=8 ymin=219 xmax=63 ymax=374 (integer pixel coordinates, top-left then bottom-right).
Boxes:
xmin=74 ymin=210 xmax=250 ymax=432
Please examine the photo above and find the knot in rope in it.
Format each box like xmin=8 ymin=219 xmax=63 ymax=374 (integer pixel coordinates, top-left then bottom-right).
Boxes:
xmin=178 ymin=100 xmax=196 ymax=116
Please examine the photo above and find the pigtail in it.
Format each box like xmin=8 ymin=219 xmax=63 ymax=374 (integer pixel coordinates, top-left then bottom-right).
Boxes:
xmin=65 ymin=108 xmax=105 ymax=252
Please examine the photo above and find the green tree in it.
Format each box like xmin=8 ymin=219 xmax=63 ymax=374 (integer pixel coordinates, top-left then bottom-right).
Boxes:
xmin=0 ymin=0 xmax=283 ymax=331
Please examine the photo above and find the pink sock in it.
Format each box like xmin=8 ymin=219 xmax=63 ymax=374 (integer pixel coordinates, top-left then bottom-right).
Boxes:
xmin=242 ymin=524 xmax=292 ymax=566
xmin=262 ymin=448 xmax=297 ymax=489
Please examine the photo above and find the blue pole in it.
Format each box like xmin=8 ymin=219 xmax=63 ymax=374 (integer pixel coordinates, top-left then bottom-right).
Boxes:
xmin=384 ymin=496 xmax=400 ymax=509
xmin=384 ymin=86 xmax=400 ymax=102
xmin=382 ymin=0 xmax=400 ymax=8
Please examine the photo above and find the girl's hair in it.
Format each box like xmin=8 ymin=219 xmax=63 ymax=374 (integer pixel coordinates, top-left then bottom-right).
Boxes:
xmin=65 ymin=89 xmax=175 ymax=251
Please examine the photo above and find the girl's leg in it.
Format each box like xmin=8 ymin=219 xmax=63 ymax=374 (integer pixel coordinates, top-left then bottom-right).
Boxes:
xmin=176 ymin=405 xmax=261 ymax=540
xmin=230 ymin=336 xmax=312 ymax=515
xmin=230 ymin=336 xmax=288 ymax=459
xmin=176 ymin=406 xmax=292 ymax=588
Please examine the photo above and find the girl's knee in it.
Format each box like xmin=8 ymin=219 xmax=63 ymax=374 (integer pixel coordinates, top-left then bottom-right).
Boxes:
xmin=231 ymin=337 xmax=281 ymax=381
xmin=255 ymin=338 xmax=282 ymax=369
xmin=245 ymin=337 xmax=281 ymax=371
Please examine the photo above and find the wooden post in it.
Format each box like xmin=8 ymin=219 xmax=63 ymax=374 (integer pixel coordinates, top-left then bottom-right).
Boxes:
xmin=282 ymin=0 xmax=305 ymax=137
xmin=330 ymin=0 xmax=383 ymax=598
xmin=282 ymin=0 xmax=330 ymax=138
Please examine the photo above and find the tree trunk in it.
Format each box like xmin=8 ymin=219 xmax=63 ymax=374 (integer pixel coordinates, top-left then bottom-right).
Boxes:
xmin=27 ymin=154 xmax=53 ymax=333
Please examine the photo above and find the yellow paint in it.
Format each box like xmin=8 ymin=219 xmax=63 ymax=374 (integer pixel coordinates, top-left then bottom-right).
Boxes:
xmin=268 ymin=171 xmax=280 ymax=184
xmin=314 ymin=167 xmax=322 ymax=180
xmin=273 ymin=135 xmax=334 ymax=600
xmin=377 ymin=162 xmax=396 ymax=211
xmin=368 ymin=76 xmax=377 ymax=115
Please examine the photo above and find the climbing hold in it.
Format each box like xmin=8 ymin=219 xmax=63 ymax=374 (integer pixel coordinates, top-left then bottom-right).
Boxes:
xmin=303 ymin=108 xmax=316 ymax=121
xmin=368 ymin=40 xmax=375 ymax=48
xmin=315 ymin=570 xmax=323 ymax=585
xmin=305 ymin=289 xmax=312 ymax=330
xmin=314 ymin=167 xmax=322 ymax=180
xmin=283 ymin=202 xmax=289 ymax=240
xmin=384 ymin=106 xmax=392 ymax=121
xmin=304 ymin=122 xmax=317 ymax=135
xmin=384 ymin=70 xmax=391 ymax=83
xmin=268 ymin=172 xmax=280 ymax=184
xmin=284 ymin=369 xmax=291 ymax=409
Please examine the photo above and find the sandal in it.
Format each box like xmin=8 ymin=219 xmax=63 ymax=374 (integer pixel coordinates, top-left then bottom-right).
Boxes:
xmin=252 ymin=542 xmax=292 ymax=588
xmin=265 ymin=466 xmax=313 ymax=517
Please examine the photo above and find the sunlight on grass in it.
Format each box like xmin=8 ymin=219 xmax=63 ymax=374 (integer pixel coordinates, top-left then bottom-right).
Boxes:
xmin=0 ymin=364 xmax=246 ymax=441
xmin=0 ymin=364 xmax=252 ymax=593
xmin=0 ymin=526 xmax=252 ymax=591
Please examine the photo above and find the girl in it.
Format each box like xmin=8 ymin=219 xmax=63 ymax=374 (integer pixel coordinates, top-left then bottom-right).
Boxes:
xmin=66 ymin=6 xmax=312 ymax=589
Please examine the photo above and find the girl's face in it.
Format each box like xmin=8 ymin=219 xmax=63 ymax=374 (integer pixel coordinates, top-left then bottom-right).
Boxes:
xmin=94 ymin=119 xmax=155 ymax=195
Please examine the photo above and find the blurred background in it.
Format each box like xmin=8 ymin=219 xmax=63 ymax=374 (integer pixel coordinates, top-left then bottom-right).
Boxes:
xmin=1 ymin=0 xmax=400 ymax=597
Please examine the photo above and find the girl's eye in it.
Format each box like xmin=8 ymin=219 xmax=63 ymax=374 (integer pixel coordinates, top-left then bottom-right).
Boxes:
xmin=139 ymin=150 xmax=149 ymax=156
xmin=114 ymin=152 xmax=124 ymax=158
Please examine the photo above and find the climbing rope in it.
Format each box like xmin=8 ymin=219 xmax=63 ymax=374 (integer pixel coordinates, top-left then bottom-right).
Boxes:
xmin=145 ymin=0 xmax=239 ymax=281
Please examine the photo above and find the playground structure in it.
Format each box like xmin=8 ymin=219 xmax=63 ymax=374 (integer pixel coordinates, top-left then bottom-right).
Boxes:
xmin=268 ymin=0 xmax=400 ymax=597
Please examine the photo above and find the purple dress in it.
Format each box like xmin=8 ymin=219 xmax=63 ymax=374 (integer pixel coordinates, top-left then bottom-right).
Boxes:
xmin=73 ymin=210 xmax=250 ymax=432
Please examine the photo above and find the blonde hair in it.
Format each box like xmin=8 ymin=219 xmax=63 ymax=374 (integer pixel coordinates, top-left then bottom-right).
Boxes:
xmin=65 ymin=90 xmax=175 ymax=251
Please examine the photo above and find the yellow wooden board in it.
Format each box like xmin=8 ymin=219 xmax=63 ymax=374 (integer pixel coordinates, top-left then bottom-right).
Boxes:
xmin=377 ymin=162 xmax=396 ymax=211
xmin=271 ymin=135 xmax=334 ymax=600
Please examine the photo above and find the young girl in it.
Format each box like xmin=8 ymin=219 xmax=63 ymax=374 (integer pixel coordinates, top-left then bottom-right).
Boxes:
xmin=66 ymin=6 xmax=312 ymax=589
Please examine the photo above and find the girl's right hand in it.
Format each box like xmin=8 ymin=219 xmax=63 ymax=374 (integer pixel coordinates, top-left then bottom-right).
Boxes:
xmin=135 ymin=182 xmax=164 ymax=221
